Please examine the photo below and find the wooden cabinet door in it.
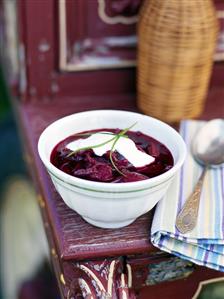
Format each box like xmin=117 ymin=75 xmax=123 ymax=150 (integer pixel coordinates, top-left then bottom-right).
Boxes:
xmin=15 ymin=0 xmax=224 ymax=102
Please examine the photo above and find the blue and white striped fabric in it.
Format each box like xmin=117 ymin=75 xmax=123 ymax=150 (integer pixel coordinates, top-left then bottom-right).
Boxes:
xmin=151 ymin=120 xmax=224 ymax=272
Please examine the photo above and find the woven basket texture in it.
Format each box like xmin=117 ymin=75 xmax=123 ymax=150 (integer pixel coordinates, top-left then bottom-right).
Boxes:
xmin=137 ymin=0 xmax=219 ymax=123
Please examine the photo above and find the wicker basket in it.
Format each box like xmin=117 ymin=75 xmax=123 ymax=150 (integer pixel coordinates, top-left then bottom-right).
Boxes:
xmin=137 ymin=0 xmax=219 ymax=123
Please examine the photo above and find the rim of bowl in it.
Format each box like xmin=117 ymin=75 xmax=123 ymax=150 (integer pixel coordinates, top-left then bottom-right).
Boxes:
xmin=38 ymin=110 xmax=187 ymax=191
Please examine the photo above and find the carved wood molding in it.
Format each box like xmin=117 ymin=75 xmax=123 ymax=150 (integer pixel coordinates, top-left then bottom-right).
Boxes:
xmin=66 ymin=259 xmax=136 ymax=299
xmin=58 ymin=0 xmax=224 ymax=72
xmin=58 ymin=0 xmax=136 ymax=72
xmin=192 ymin=277 xmax=224 ymax=299
xmin=97 ymin=0 xmax=138 ymax=25
xmin=215 ymin=10 xmax=224 ymax=61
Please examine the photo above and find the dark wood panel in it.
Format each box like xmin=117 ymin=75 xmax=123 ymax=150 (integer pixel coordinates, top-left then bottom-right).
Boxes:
xmin=64 ymin=0 xmax=140 ymax=64
xmin=61 ymin=256 xmax=224 ymax=299
xmin=17 ymin=0 xmax=137 ymax=101
xmin=16 ymin=0 xmax=224 ymax=102
xmin=18 ymin=0 xmax=56 ymax=100
xmin=139 ymin=266 xmax=224 ymax=299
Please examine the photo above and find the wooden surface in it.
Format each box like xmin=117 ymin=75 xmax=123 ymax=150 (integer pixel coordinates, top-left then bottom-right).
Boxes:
xmin=13 ymin=64 xmax=224 ymax=298
xmin=15 ymin=79 xmax=224 ymax=263
xmin=11 ymin=72 xmax=223 ymax=299
xmin=17 ymin=94 xmax=160 ymax=261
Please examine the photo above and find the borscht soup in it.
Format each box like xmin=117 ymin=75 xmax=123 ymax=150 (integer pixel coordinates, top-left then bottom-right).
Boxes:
xmin=51 ymin=127 xmax=173 ymax=183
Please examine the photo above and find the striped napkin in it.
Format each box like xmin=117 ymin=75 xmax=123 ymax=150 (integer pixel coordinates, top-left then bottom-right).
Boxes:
xmin=151 ymin=120 xmax=224 ymax=272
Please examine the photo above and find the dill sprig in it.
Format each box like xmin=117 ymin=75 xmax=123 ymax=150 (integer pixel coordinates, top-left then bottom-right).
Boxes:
xmin=109 ymin=122 xmax=137 ymax=176
xmin=66 ymin=135 xmax=116 ymax=158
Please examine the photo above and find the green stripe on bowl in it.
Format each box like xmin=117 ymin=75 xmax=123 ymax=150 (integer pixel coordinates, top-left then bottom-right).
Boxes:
xmin=48 ymin=169 xmax=172 ymax=194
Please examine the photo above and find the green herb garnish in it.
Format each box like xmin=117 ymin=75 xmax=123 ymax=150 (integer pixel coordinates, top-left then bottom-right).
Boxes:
xmin=74 ymin=132 xmax=129 ymax=138
xmin=66 ymin=135 xmax=116 ymax=158
xmin=66 ymin=122 xmax=137 ymax=176
xmin=109 ymin=122 xmax=137 ymax=176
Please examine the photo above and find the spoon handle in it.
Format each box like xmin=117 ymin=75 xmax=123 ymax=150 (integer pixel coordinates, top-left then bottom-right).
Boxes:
xmin=176 ymin=167 xmax=207 ymax=234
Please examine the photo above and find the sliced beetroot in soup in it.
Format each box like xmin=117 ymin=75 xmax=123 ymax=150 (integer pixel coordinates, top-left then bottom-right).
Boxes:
xmin=50 ymin=129 xmax=174 ymax=183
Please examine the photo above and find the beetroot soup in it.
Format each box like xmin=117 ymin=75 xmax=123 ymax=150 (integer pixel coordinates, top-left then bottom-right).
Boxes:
xmin=50 ymin=128 xmax=174 ymax=183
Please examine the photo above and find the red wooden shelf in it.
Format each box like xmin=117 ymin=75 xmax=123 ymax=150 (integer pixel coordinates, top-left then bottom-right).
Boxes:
xmin=16 ymin=80 xmax=224 ymax=261
xmin=15 ymin=86 xmax=224 ymax=298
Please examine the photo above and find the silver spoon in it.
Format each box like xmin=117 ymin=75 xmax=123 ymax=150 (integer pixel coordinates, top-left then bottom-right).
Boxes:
xmin=176 ymin=119 xmax=224 ymax=234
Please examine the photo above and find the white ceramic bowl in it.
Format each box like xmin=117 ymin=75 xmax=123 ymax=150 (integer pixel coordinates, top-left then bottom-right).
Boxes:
xmin=38 ymin=110 xmax=186 ymax=228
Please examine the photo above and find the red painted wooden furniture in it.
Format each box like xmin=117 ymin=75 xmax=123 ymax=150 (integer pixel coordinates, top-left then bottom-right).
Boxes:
xmin=3 ymin=0 xmax=224 ymax=298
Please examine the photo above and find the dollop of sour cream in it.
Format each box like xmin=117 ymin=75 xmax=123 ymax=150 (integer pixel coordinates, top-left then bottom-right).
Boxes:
xmin=67 ymin=132 xmax=155 ymax=168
